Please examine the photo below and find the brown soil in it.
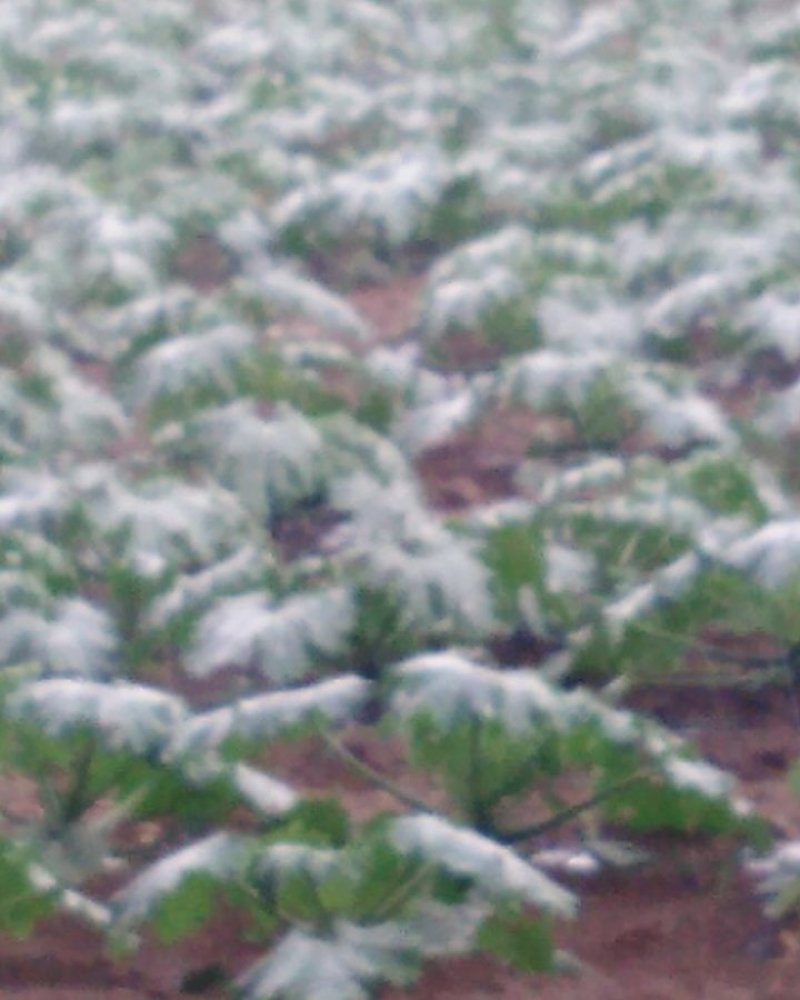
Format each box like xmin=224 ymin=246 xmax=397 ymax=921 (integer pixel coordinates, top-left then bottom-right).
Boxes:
xmin=6 ymin=276 xmax=800 ymax=999
xmin=417 ymin=406 xmax=574 ymax=512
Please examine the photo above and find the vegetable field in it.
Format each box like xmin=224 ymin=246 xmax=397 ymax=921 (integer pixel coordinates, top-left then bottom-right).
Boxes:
xmin=4 ymin=1 xmax=800 ymax=997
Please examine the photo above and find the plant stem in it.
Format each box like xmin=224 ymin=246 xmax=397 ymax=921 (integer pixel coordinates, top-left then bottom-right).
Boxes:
xmin=465 ymin=716 xmax=489 ymax=832
xmin=626 ymin=620 xmax=786 ymax=672
xmin=488 ymin=737 xmax=547 ymax=802
xmin=319 ymin=729 xmax=435 ymax=814
xmin=609 ymin=669 xmax=785 ymax=691
xmin=497 ymin=771 xmax=648 ymax=845
xmin=370 ymin=861 xmax=436 ymax=924
xmin=299 ymin=867 xmax=334 ymax=932
xmin=60 ymin=738 xmax=96 ymax=826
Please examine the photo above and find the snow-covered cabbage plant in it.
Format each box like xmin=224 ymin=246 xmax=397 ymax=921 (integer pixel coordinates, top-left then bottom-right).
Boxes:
xmin=5 ymin=0 xmax=800 ymax=992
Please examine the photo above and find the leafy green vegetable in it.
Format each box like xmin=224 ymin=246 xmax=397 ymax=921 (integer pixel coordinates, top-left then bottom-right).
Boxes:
xmin=1 ymin=0 xmax=798 ymax=987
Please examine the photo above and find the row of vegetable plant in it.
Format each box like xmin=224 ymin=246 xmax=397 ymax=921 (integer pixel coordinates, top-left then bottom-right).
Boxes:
xmin=4 ymin=0 xmax=800 ymax=995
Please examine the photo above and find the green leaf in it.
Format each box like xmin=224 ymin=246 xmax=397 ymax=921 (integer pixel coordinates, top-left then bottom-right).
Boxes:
xmin=135 ymin=762 xmax=242 ymax=824
xmin=430 ymin=871 xmax=473 ymax=906
xmin=275 ymin=868 xmax=332 ymax=924
xmin=344 ymin=839 xmax=424 ymax=923
xmin=0 ymin=844 xmax=53 ymax=938
xmin=112 ymin=832 xmax=248 ymax=931
xmin=477 ymin=909 xmax=555 ymax=973
xmin=602 ymin=774 xmax=739 ymax=835
xmin=683 ymin=453 xmax=769 ymax=519
xmin=151 ymin=870 xmax=219 ymax=945
xmin=484 ymin=522 xmax=547 ymax=614
xmin=276 ymin=799 xmax=351 ymax=848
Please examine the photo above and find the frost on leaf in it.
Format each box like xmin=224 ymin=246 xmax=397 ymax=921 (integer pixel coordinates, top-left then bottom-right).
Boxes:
xmin=188 ymin=587 xmax=354 ymax=682
xmin=237 ymin=923 xmax=420 ymax=1000
xmin=329 ymin=478 xmax=494 ymax=637
xmin=183 ymin=402 xmax=326 ymax=523
xmin=40 ymin=353 xmax=129 ymax=452
xmin=129 ymin=325 xmax=256 ymax=411
xmin=0 ymin=599 xmax=117 ymax=678
xmin=726 ymin=521 xmax=800 ymax=590
xmin=253 ymin=264 xmax=371 ymax=342
xmin=363 ymin=345 xmax=493 ymax=457
xmin=321 ymin=415 xmax=411 ymax=486
xmin=79 ymin=469 xmax=250 ymax=577
xmin=749 ymin=841 xmax=800 ymax=919
xmin=0 ymin=469 xmax=70 ymax=533
xmin=743 ymin=292 xmax=800 ymax=363
xmin=270 ymin=146 xmax=451 ymax=247
xmin=601 ymin=553 xmax=703 ymax=641
xmin=501 ymin=350 xmax=613 ymax=411
xmin=538 ymin=282 xmax=641 ymax=355
xmin=390 ymin=652 xmax=579 ymax=734
xmin=146 ymin=545 xmax=274 ymax=633
xmin=4 ymin=0 xmax=800 ymax=972
xmin=393 ymin=384 xmax=487 ymax=456
xmin=627 ymin=381 xmax=733 ymax=449
xmin=537 ymin=456 xmax=626 ymax=504
xmin=657 ymin=757 xmax=734 ymax=800
xmin=419 ymin=225 xmax=535 ymax=344
xmin=173 ymin=675 xmax=370 ymax=754
xmin=757 ymin=381 xmax=800 ymax=438
xmin=392 ymin=814 xmax=577 ymax=918
xmin=112 ymin=832 xmax=247 ymax=928
xmin=8 ymin=679 xmax=187 ymax=755
xmin=231 ymin=764 xmax=298 ymax=818
xmin=644 ymin=272 xmax=744 ymax=341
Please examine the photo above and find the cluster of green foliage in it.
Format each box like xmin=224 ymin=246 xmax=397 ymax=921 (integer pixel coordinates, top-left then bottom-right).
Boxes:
xmin=4 ymin=0 xmax=800 ymax=995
